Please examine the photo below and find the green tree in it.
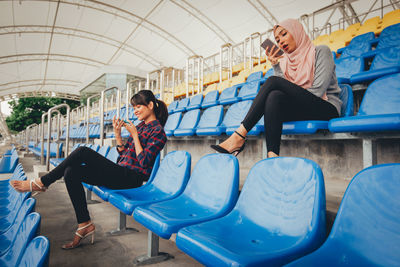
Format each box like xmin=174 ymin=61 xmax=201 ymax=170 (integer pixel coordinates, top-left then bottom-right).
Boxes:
xmin=6 ymin=97 xmax=80 ymax=132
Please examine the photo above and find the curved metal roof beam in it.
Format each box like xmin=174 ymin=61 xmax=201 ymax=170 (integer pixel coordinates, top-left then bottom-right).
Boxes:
xmin=0 ymin=91 xmax=80 ymax=101
xmin=169 ymin=0 xmax=234 ymax=44
xmin=0 ymin=79 xmax=81 ymax=90
xmin=0 ymin=25 xmax=163 ymax=68
xmin=0 ymin=81 xmax=81 ymax=93
xmin=34 ymin=0 xmax=197 ymax=56
xmin=246 ymin=0 xmax=278 ymax=29
xmin=0 ymin=53 xmax=105 ymax=67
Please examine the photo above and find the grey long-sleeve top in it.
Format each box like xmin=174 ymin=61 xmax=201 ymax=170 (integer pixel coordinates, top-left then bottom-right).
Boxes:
xmin=273 ymin=45 xmax=342 ymax=115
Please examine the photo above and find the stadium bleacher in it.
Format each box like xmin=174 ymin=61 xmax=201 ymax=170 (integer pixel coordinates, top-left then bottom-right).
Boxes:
xmin=6 ymin=5 xmax=400 ymax=267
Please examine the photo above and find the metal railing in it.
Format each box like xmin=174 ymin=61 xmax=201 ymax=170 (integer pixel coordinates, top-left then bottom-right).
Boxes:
xmin=46 ymin=104 xmax=70 ymax=171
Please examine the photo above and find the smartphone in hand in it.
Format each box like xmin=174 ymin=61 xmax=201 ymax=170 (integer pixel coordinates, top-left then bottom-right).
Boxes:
xmin=261 ymin=38 xmax=284 ymax=56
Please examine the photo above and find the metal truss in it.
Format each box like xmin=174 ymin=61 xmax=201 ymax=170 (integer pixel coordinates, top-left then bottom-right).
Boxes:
xmin=0 ymin=79 xmax=80 ymax=92
xmin=0 ymin=53 xmax=105 ymax=67
xmin=0 ymin=25 xmax=163 ymax=68
xmin=24 ymin=0 xmax=196 ymax=56
xmin=246 ymin=0 xmax=279 ymax=30
xmin=170 ymin=0 xmax=234 ymax=44
xmin=0 ymin=91 xmax=80 ymax=101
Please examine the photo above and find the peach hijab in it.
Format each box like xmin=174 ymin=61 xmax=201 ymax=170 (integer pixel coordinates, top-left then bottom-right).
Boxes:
xmin=275 ymin=19 xmax=316 ymax=89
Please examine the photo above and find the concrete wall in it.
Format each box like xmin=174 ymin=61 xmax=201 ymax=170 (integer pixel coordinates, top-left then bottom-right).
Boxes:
xmin=164 ymin=137 xmax=400 ymax=187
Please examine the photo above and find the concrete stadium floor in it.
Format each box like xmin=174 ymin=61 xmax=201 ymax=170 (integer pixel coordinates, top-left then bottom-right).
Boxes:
xmin=17 ymin=154 xmax=203 ymax=267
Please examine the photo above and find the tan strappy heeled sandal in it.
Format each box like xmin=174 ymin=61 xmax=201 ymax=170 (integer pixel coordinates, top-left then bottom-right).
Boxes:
xmin=62 ymin=223 xmax=95 ymax=250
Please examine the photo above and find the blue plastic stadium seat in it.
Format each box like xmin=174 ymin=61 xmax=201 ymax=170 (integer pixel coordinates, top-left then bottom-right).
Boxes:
xmin=50 ymin=143 xmax=81 ymax=167
xmin=339 ymin=32 xmax=375 ymax=58
xmin=196 ymin=105 xmax=224 ymax=136
xmin=0 ymin=213 xmax=41 ymax=267
xmin=201 ymin=90 xmax=219 ymax=109
xmin=329 ymin=73 xmax=400 ymax=132
xmin=264 ymin=68 xmax=274 ymax=79
xmin=0 ymin=198 xmax=36 ymax=254
xmin=134 ymin=153 xmax=239 ymax=239
xmin=163 ymin=112 xmax=182 ymax=136
xmin=108 ymin=151 xmax=191 ymax=216
xmin=224 ymin=100 xmax=263 ymax=136
xmin=350 ymin=46 xmax=400 ymax=83
xmin=218 ymin=85 xmax=242 ymax=105
xmin=18 ymin=236 xmax=50 ymax=267
xmin=335 ymin=56 xmax=364 ymax=84
xmin=176 ymin=157 xmax=326 ymax=267
xmin=186 ymin=94 xmax=203 ymax=111
xmin=174 ymin=98 xmax=190 ymax=113
xmin=173 ymin=109 xmax=201 ymax=136
xmin=238 ymin=80 xmax=262 ymax=101
xmin=246 ymin=71 xmax=263 ymax=82
xmin=168 ymin=100 xmax=179 ymax=114
xmin=282 ymin=84 xmax=353 ymax=134
xmin=91 ymin=154 xmax=161 ymax=202
xmin=376 ymin=23 xmax=400 ymax=50
xmin=287 ymin=163 xmax=400 ymax=267
xmin=0 ymin=150 xmax=19 ymax=173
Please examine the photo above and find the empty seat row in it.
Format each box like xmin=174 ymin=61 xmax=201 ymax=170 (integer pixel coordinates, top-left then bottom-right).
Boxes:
xmin=0 ymin=163 xmax=50 ymax=267
xmin=85 ymin=148 xmax=400 ymax=266
xmin=29 ymin=142 xmax=63 ymax=159
xmin=165 ymin=73 xmax=400 ymax=136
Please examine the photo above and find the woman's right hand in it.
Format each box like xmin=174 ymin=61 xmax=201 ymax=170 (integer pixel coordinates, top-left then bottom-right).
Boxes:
xmin=112 ymin=115 xmax=124 ymax=137
xmin=266 ymin=46 xmax=284 ymax=65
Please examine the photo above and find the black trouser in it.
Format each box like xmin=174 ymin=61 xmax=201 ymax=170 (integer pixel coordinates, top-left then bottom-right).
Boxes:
xmin=41 ymin=147 xmax=145 ymax=223
xmin=242 ymin=76 xmax=339 ymax=155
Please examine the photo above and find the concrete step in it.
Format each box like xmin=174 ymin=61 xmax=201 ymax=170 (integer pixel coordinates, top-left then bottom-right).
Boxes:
xmin=33 ymin=164 xmax=49 ymax=179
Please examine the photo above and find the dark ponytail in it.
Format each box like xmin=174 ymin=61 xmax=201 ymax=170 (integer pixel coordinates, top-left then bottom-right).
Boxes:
xmin=131 ymin=90 xmax=169 ymax=127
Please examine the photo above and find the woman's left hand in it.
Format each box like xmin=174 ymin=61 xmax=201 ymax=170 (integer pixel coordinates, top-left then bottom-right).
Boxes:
xmin=124 ymin=119 xmax=138 ymax=137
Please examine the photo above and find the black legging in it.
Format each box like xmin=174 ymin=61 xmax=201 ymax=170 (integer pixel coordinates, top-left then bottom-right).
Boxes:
xmin=242 ymin=76 xmax=339 ymax=155
xmin=41 ymin=146 xmax=145 ymax=223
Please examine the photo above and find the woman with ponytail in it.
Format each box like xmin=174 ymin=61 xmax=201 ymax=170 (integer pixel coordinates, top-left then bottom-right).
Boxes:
xmin=11 ymin=89 xmax=167 ymax=249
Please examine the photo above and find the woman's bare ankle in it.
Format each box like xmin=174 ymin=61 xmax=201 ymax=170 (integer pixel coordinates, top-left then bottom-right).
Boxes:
xmin=267 ymin=152 xmax=279 ymax=158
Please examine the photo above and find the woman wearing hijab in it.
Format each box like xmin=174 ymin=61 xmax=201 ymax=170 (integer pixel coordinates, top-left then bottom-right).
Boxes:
xmin=211 ymin=19 xmax=342 ymax=158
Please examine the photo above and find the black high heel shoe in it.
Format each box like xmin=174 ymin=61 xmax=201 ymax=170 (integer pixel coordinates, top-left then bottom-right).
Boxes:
xmin=211 ymin=131 xmax=247 ymax=157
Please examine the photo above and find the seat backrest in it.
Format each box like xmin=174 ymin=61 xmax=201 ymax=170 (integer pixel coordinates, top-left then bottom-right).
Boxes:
xmin=335 ymin=56 xmax=364 ymax=79
xmin=234 ymin=157 xmax=326 ymax=239
xmin=264 ymin=68 xmax=274 ymax=79
xmin=246 ymin=71 xmax=263 ymax=82
xmin=219 ymin=85 xmax=239 ymax=101
xmin=17 ymin=236 xmax=50 ymax=267
xmin=338 ymin=84 xmax=354 ymax=117
xmin=197 ymin=105 xmax=224 ymax=128
xmin=0 ymin=212 xmax=41 ymax=267
xmin=176 ymin=109 xmax=201 ymax=130
xmin=176 ymin=98 xmax=190 ymax=110
xmin=71 ymin=143 xmax=80 ymax=152
xmin=97 ymin=145 xmax=110 ymax=157
xmin=221 ymin=100 xmax=252 ymax=127
xmin=151 ymin=151 xmax=191 ymax=195
xmin=106 ymin=147 xmax=119 ymax=163
xmin=182 ymin=153 xmax=239 ymax=213
xmin=328 ymin=163 xmax=400 ymax=265
xmin=378 ymin=23 xmax=400 ymax=49
xmin=91 ymin=144 xmax=100 ymax=152
xmin=168 ymin=100 xmax=179 ymax=113
xmin=370 ymin=47 xmax=400 ymax=70
xmin=188 ymin=94 xmax=203 ymax=108
xmin=164 ymin=112 xmax=182 ymax=131
xmin=3 ymin=198 xmax=36 ymax=243
xmin=202 ymin=90 xmax=219 ymax=107
xmin=357 ymin=73 xmax=400 ymax=116
xmin=238 ymin=81 xmax=261 ymax=98
xmin=341 ymin=32 xmax=375 ymax=58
